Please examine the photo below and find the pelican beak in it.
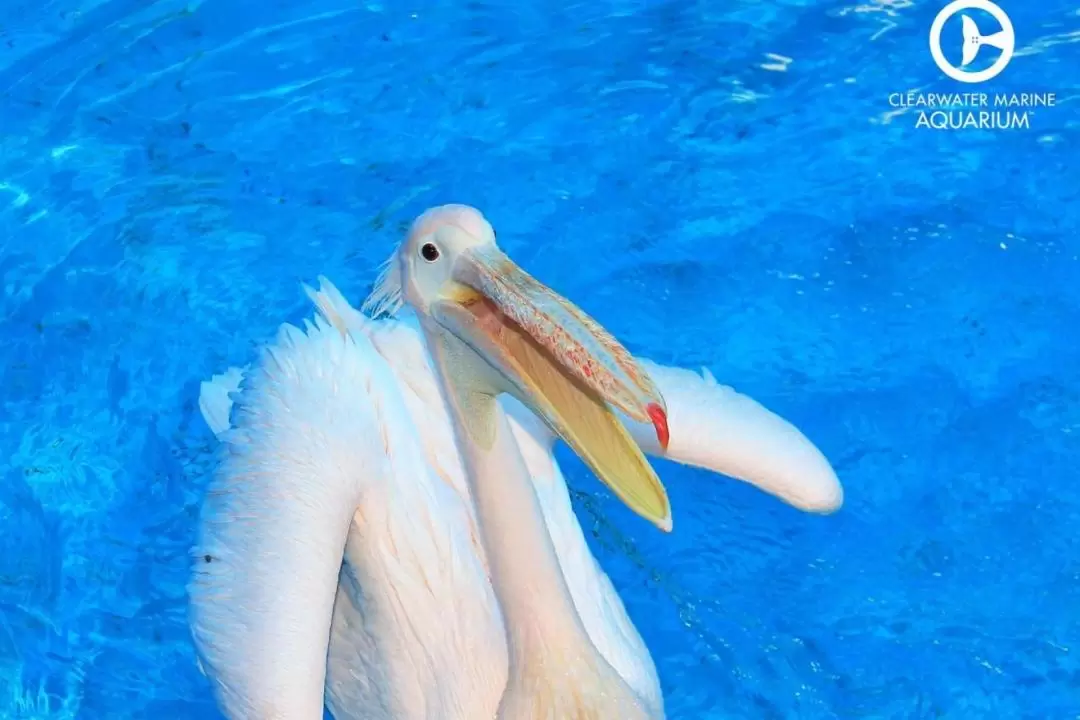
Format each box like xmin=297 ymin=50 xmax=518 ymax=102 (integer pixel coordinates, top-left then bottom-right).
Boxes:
xmin=431 ymin=244 xmax=673 ymax=532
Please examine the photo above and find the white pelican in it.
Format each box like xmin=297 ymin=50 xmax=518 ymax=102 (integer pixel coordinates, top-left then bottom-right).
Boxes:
xmin=189 ymin=205 xmax=842 ymax=719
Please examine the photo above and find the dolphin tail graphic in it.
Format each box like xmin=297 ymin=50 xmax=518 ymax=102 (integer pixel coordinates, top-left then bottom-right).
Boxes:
xmin=961 ymin=14 xmax=1011 ymax=66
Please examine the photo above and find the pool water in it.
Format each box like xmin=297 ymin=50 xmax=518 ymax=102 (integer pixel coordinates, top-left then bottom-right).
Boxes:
xmin=1 ymin=0 xmax=1078 ymax=717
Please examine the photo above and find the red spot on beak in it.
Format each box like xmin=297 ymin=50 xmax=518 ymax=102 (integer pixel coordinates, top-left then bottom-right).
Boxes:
xmin=646 ymin=403 xmax=669 ymax=451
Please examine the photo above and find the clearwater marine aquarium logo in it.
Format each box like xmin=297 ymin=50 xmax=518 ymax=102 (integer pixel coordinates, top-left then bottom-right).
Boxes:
xmin=886 ymin=0 xmax=1057 ymax=130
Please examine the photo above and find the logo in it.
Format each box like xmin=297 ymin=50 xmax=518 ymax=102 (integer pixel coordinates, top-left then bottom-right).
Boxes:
xmin=883 ymin=0 xmax=1055 ymax=129
xmin=929 ymin=0 xmax=1015 ymax=83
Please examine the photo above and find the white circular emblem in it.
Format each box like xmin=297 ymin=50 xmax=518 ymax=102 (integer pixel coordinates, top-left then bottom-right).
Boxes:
xmin=929 ymin=0 xmax=1015 ymax=84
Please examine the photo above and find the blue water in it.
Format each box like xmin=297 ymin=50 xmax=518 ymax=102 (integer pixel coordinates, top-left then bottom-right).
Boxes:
xmin=2 ymin=0 xmax=1078 ymax=717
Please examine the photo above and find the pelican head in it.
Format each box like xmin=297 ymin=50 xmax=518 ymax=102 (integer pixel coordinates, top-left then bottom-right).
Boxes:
xmin=388 ymin=204 xmax=673 ymax=531
xmin=396 ymin=204 xmax=497 ymax=316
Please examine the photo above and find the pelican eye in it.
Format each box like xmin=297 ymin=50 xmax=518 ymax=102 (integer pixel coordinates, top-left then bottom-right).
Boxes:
xmin=420 ymin=242 xmax=440 ymax=262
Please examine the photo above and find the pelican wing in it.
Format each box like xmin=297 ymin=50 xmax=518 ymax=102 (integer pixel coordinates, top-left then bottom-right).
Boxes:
xmin=622 ymin=360 xmax=842 ymax=512
xmin=500 ymin=358 xmax=841 ymax=513
xmin=192 ymin=281 xmax=508 ymax=719
xmin=189 ymin=317 xmax=397 ymax=718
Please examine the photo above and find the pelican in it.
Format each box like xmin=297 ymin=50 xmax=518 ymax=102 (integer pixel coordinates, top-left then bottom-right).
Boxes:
xmin=189 ymin=205 xmax=842 ymax=719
